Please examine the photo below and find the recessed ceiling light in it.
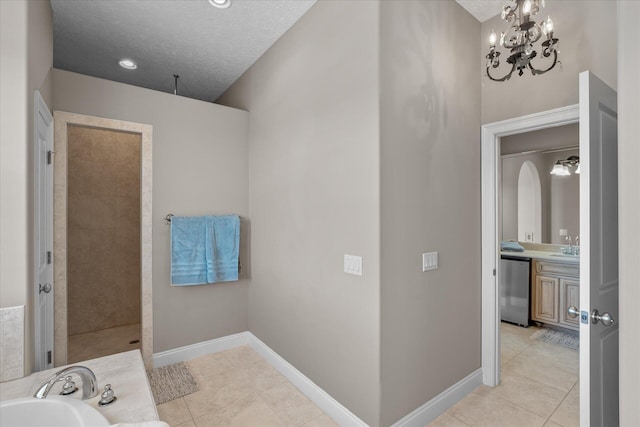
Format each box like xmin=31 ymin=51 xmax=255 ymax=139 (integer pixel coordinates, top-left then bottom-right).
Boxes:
xmin=118 ymin=59 xmax=137 ymax=70
xmin=208 ymin=0 xmax=231 ymax=9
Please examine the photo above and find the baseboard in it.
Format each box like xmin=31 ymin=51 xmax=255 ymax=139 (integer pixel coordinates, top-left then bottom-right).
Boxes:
xmin=152 ymin=331 xmax=250 ymax=368
xmin=247 ymin=334 xmax=368 ymax=427
xmin=390 ymin=368 xmax=483 ymax=427
xmin=152 ymin=331 xmax=478 ymax=427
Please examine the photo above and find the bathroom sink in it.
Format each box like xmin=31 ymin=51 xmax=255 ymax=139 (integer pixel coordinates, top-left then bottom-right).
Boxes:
xmin=0 ymin=396 xmax=109 ymax=427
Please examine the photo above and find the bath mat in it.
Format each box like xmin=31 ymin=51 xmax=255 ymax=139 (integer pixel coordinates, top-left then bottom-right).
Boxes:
xmin=532 ymin=328 xmax=579 ymax=351
xmin=147 ymin=362 xmax=198 ymax=405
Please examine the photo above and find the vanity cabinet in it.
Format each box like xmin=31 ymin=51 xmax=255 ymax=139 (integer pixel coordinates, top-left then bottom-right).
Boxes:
xmin=532 ymin=260 xmax=579 ymax=331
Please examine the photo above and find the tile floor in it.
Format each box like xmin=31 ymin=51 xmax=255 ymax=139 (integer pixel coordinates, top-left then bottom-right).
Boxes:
xmin=68 ymin=323 xmax=141 ymax=363
xmin=156 ymin=323 xmax=578 ymax=427
xmin=428 ymin=323 xmax=579 ymax=427
xmin=157 ymin=345 xmax=338 ymax=427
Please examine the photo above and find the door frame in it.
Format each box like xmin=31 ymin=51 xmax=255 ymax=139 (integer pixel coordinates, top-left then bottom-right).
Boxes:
xmin=481 ymin=104 xmax=579 ymax=386
xmin=52 ymin=111 xmax=154 ymax=369
xmin=34 ymin=90 xmax=54 ymax=371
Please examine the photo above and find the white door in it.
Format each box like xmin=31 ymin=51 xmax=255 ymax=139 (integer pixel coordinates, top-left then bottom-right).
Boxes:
xmin=34 ymin=91 xmax=54 ymax=371
xmin=578 ymin=71 xmax=618 ymax=426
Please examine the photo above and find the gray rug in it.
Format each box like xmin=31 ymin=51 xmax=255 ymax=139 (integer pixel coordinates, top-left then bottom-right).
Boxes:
xmin=147 ymin=362 xmax=198 ymax=405
xmin=533 ymin=328 xmax=579 ymax=351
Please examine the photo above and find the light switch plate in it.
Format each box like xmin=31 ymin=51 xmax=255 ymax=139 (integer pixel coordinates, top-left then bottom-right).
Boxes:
xmin=344 ymin=255 xmax=363 ymax=276
xmin=422 ymin=252 xmax=438 ymax=272
xmin=559 ymin=229 xmax=568 ymax=236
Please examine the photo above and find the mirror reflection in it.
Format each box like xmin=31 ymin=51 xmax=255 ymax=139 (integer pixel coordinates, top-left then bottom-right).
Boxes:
xmin=501 ymin=123 xmax=579 ymax=244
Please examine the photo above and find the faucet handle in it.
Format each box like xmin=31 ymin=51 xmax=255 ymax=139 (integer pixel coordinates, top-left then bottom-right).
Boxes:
xmin=59 ymin=375 xmax=78 ymax=396
xmin=98 ymin=384 xmax=117 ymax=406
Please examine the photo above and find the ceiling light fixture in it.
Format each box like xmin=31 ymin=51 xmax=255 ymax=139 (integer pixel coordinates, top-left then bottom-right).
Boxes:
xmin=550 ymin=155 xmax=579 ymax=176
xmin=118 ymin=58 xmax=137 ymax=70
xmin=208 ymin=0 xmax=231 ymax=9
xmin=485 ymin=0 xmax=560 ymax=82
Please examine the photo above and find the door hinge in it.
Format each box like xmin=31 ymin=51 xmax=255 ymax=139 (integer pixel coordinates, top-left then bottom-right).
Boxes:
xmin=47 ymin=251 xmax=52 ymax=264
xmin=47 ymin=350 xmax=52 ymax=364
xmin=493 ymin=268 xmax=496 ymax=276
xmin=47 ymin=150 xmax=53 ymax=165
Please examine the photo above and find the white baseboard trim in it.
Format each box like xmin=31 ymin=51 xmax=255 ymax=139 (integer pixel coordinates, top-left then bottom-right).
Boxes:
xmin=153 ymin=331 xmax=479 ymax=427
xmin=247 ymin=334 xmax=368 ymax=427
xmin=152 ymin=331 xmax=250 ymax=368
xmin=390 ymin=368 xmax=483 ymax=427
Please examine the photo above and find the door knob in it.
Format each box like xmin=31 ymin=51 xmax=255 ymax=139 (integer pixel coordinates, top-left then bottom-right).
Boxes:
xmin=591 ymin=309 xmax=615 ymax=327
xmin=567 ymin=306 xmax=579 ymax=318
xmin=39 ymin=283 xmax=52 ymax=294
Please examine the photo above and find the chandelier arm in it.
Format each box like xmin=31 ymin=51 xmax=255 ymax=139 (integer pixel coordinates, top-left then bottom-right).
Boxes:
xmin=486 ymin=61 xmax=517 ymax=82
xmin=527 ymin=49 xmax=558 ymax=75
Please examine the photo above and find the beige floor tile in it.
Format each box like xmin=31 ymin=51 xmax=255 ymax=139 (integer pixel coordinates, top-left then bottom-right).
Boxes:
xmin=449 ymin=391 xmax=547 ymax=427
xmin=501 ymin=334 xmax=531 ymax=364
xmin=549 ymin=382 xmax=579 ymax=427
xmin=492 ymin=371 xmax=567 ymax=418
xmin=301 ymin=414 xmax=340 ymax=427
xmin=183 ymin=388 xmax=227 ymax=419
xmin=245 ymin=358 xmax=288 ymax=392
xmin=186 ymin=352 xmax=235 ymax=383
xmin=526 ymin=341 xmax=579 ymax=371
xmin=503 ymin=352 xmax=578 ymax=392
xmin=426 ymin=412 xmax=471 ymax=427
xmin=175 ymin=421 xmax=196 ymax=427
xmin=261 ymin=381 xmax=324 ymax=426
xmin=157 ymin=397 xmax=193 ymax=426
xmin=193 ymin=394 xmax=282 ymax=427
xmin=543 ymin=421 xmax=565 ymax=427
xmin=224 ymin=345 xmax=265 ymax=367
xmin=67 ymin=323 xmax=141 ymax=363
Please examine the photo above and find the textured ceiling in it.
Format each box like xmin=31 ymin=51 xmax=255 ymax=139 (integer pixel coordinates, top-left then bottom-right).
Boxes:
xmin=51 ymin=0 xmax=316 ymax=103
xmin=455 ymin=0 xmax=504 ymax=22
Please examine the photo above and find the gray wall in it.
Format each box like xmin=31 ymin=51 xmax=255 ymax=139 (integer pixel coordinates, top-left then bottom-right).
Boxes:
xmin=0 ymin=0 xmax=53 ymax=374
xmin=378 ymin=1 xmax=481 ymax=425
xmin=481 ymin=1 xmax=617 ymax=124
xmin=217 ymin=1 xmax=381 ymax=424
xmin=53 ymin=69 xmax=250 ymax=353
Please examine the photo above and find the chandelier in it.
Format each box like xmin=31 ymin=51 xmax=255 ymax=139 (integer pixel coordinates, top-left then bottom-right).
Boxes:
xmin=485 ymin=0 xmax=560 ymax=82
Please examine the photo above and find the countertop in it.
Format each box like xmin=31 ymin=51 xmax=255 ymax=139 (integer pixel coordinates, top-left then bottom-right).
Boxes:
xmin=0 ymin=350 xmax=158 ymax=424
xmin=500 ymin=249 xmax=580 ymax=264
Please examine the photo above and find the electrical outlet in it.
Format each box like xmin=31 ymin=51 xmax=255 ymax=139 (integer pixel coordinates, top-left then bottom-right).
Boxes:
xmin=422 ymin=252 xmax=438 ymax=272
xmin=559 ymin=229 xmax=568 ymax=236
xmin=344 ymin=255 xmax=362 ymax=276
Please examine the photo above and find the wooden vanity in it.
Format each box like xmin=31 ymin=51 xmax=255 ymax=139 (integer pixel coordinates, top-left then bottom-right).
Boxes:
xmin=532 ymin=258 xmax=580 ymax=331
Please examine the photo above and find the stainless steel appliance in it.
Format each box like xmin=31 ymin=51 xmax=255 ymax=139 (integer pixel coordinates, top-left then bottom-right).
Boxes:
xmin=499 ymin=255 xmax=531 ymax=327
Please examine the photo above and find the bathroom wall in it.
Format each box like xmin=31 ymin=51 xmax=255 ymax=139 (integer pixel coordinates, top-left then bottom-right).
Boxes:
xmin=481 ymin=0 xmax=617 ymax=124
xmin=66 ymin=126 xmax=141 ymax=335
xmin=53 ymin=69 xmax=250 ymax=353
xmin=0 ymin=0 xmax=53 ymax=376
xmin=217 ymin=1 xmax=381 ymax=424
xmin=378 ymin=1 xmax=481 ymax=424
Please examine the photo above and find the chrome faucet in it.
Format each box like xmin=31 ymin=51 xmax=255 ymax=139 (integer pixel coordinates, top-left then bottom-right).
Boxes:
xmin=33 ymin=366 xmax=98 ymax=400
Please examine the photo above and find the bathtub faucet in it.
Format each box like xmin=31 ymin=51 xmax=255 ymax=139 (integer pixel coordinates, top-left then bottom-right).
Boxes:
xmin=33 ymin=365 xmax=98 ymax=400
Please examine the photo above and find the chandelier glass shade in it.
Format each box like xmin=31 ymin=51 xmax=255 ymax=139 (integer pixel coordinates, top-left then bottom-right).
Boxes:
xmin=486 ymin=0 xmax=560 ymax=82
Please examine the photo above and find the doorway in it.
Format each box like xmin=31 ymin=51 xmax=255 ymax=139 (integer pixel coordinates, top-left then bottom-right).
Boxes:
xmin=53 ymin=111 xmax=153 ymax=369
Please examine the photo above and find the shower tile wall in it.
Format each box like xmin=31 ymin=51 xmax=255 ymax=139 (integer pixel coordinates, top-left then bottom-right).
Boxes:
xmin=67 ymin=126 xmax=141 ymax=336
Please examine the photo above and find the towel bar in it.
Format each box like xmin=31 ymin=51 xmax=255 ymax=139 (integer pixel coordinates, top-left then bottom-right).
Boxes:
xmin=164 ymin=213 xmax=245 ymax=225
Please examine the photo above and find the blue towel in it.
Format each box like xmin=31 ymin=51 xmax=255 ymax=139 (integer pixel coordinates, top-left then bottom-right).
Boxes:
xmin=205 ymin=215 xmax=240 ymax=283
xmin=171 ymin=215 xmax=240 ymax=286
xmin=171 ymin=216 xmax=209 ymax=285
xmin=501 ymin=241 xmax=525 ymax=252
